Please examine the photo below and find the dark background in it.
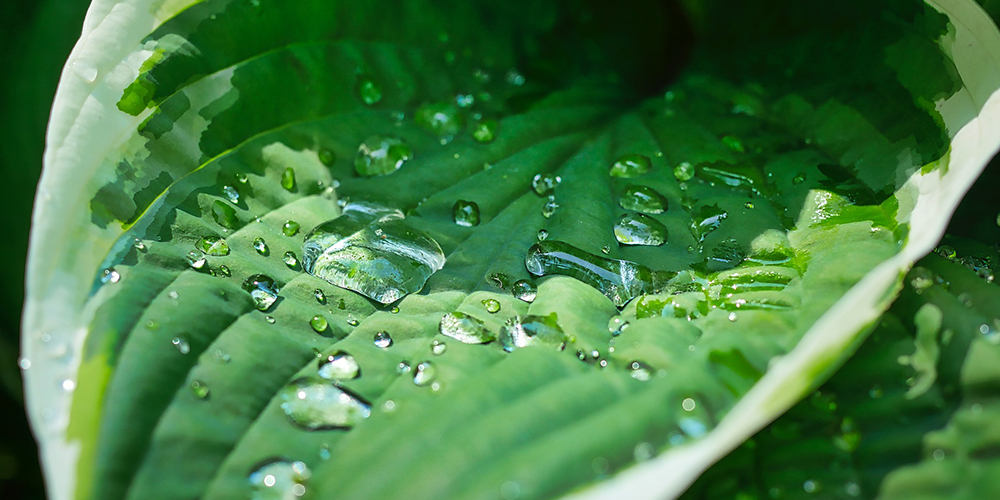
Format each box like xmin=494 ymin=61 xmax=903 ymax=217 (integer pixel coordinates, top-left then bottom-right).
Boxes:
xmin=0 ymin=2 xmax=998 ymax=500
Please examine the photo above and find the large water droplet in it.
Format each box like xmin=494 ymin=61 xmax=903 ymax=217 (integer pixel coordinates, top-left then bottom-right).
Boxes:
xmin=413 ymin=361 xmax=437 ymax=386
xmin=248 ymin=460 xmax=311 ymax=500
xmin=439 ymin=312 xmax=495 ymax=344
xmin=619 ymin=185 xmax=668 ymax=214
xmin=279 ymin=378 xmax=371 ymax=430
xmin=614 ymin=213 xmax=667 ymax=246
xmin=453 ymin=200 xmax=481 ymax=227
xmin=196 ymin=236 xmax=230 ymax=256
xmin=511 ymin=279 xmax=537 ymax=302
xmin=609 ymin=154 xmax=651 ymax=178
xmin=318 ymin=351 xmax=360 ymax=381
xmin=499 ymin=313 xmax=567 ymax=352
xmin=415 ymin=102 xmax=464 ymax=137
xmin=355 ymin=136 xmax=413 ymax=177
xmin=525 ymin=241 xmax=669 ymax=307
xmin=242 ymin=274 xmax=280 ymax=311
xmin=302 ymin=202 xmax=445 ymax=304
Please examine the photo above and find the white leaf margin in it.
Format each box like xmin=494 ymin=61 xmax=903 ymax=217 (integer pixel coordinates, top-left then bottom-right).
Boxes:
xmin=21 ymin=1 xmax=1000 ymax=500
xmin=564 ymin=1 xmax=1000 ymax=499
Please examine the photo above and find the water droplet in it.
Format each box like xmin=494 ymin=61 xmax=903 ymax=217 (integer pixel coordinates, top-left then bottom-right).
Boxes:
xmin=499 ymin=313 xmax=567 ymax=352
xmin=396 ymin=361 xmax=411 ymax=374
xmin=413 ymin=361 xmax=437 ymax=386
xmin=489 ymin=272 xmax=509 ymax=289
xmin=629 ymin=361 xmax=653 ymax=381
xmin=346 ymin=314 xmax=359 ymax=326
xmin=318 ymin=351 xmax=360 ymax=381
xmin=531 ymin=174 xmax=561 ymax=197
xmin=356 ymin=77 xmax=382 ymax=105
xmin=745 ymin=201 xmax=754 ymax=209
xmin=214 ymin=349 xmax=231 ymax=363
xmin=222 ymin=185 xmax=240 ymax=204
xmin=190 ymin=380 xmax=210 ymax=399
xmin=133 ymin=238 xmax=146 ymax=251
xmin=187 ymin=251 xmax=207 ymax=269
xmin=390 ymin=306 xmax=400 ymax=314
xmin=512 ymin=279 xmax=537 ymax=302
xmin=283 ymin=220 xmax=301 ymax=237
xmin=279 ymin=378 xmax=371 ymax=430
xmin=482 ymin=298 xmax=501 ymax=313
xmin=681 ymin=397 xmax=696 ymax=411
xmin=218 ymin=265 xmax=231 ymax=277
xmin=431 ymin=340 xmax=448 ymax=355
xmin=415 ymin=102 xmax=464 ymax=137
xmin=440 ymin=312 xmax=495 ymax=344
xmin=242 ymin=274 xmax=280 ymax=311
xmin=610 ymin=154 xmax=652 ymax=178
xmin=313 ymin=289 xmax=326 ymax=304
xmin=355 ymin=136 xmax=413 ymax=176
xmin=792 ymin=172 xmax=806 ymax=185
xmin=374 ymin=331 xmax=393 ymax=348
xmin=615 ymin=213 xmax=667 ymax=246
xmin=302 ymin=203 xmax=445 ymax=304
xmin=673 ymin=162 xmax=694 ymax=182
xmin=18 ymin=358 xmax=30 ymax=370
xmin=309 ymin=315 xmax=328 ymax=333
xmin=525 ymin=240 xmax=668 ymax=307
xmin=455 ymin=93 xmax=475 ymax=107
xmin=171 ymin=337 xmax=191 ymax=354
xmin=253 ymin=237 xmax=269 ymax=255
xmin=472 ymin=119 xmax=498 ymax=143
xmin=505 ymin=69 xmax=525 ymax=86
xmin=100 ymin=268 xmax=121 ymax=284
xmin=279 ymin=167 xmax=297 ymax=192
xmin=542 ymin=196 xmax=558 ymax=218
xmin=537 ymin=229 xmax=549 ymax=241
xmin=196 ymin=236 xmax=230 ymax=256
xmin=608 ymin=316 xmax=630 ymax=336
xmin=619 ymin=185 xmax=668 ymax=214
xmin=249 ymin=459 xmax=311 ymax=500
xmin=236 ymin=172 xmax=249 ymax=184
xmin=691 ymin=204 xmax=729 ymax=244
xmin=453 ymin=200 xmax=481 ymax=227
xmin=211 ymin=200 xmax=239 ymax=229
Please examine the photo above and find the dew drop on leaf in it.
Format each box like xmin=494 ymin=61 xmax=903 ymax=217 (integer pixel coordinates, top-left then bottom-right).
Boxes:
xmin=186 ymin=251 xmax=207 ymax=270
xmin=211 ymin=200 xmax=239 ymax=229
xmin=673 ymin=162 xmax=694 ymax=182
xmin=609 ymin=154 xmax=651 ymax=178
xmin=278 ymin=378 xmax=371 ymax=430
xmin=222 ymin=185 xmax=240 ymax=204
xmin=355 ymin=136 xmax=413 ymax=176
xmin=629 ymin=361 xmax=653 ymax=381
xmin=196 ymin=236 xmax=230 ymax=256
xmin=100 ymin=268 xmax=121 ymax=284
xmin=531 ymin=173 xmax=561 ymax=196
xmin=248 ymin=460 xmax=311 ymax=500
xmin=313 ymin=289 xmax=326 ymax=304
xmin=253 ymin=237 xmax=269 ymax=256
xmin=431 ymin=340 xmax=447 ymax=355
xmin=413 ymin=361 xmax=437 ymax=386
xmin=242 ymin=274 xmax=279 ymax=311
xmin=614 ymin=213 xmax=667 ymax=246
xmin=542 ymin=196 xmax=559 ymax=218
xmin=511 ymin=279 xmax=537 ymax=303
xmin=499 ymin=313 xmax=567 ymax=352
xmin=482 ymin=299 xmax=501 ymax=313
xmin=282 ymin=220 xmax=300 ymax=237
xmin=415 ymin=102 xmax=464 ymax=137
xmin=453 ymin=200 xmax=481 ymax=227
xmin=355 ymin=77 xmax=382 ymax=106
xmin=283 ymin=251 xmax=299 ymax=269
xmin=309 ymin=314 xmax=328 ymax=333
xmin=281 ymin=167 xmax=297 ymax=191
xmin=302 ymin=202 xmax=445 ymax=304
xmin=374 ymin=331 xmax=393 ymax=348
xmin=472 ymin=119 xmax=498 ymax=143
xmin=537 ymin=229 xmax=549 ymax=241
xmin=619 ymin=185 xmax=668 ymax=214
xmin=439 ymin=312 xmax=495 ymax=344
xmin=317 ymin=351 xmax=360 ymax=381
xmin=171 ymin=337 xmax=190 ymax=355
xmin=190 ymin=380 xmax=209 ymax=399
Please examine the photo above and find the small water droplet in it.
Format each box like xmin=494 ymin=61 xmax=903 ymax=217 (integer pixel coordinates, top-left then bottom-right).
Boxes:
xmin=318 ymin=351 xmax=360 ymax=381
xmin=313 ymin=289 xmax=326 ymax=304
xmin=214 ymin=349 xmax=231 ymax=363
xmin=242 ymin=274 xmax=280 ymax=311
xmin=601 ymin=245 xmax=611 ymax=254
xmin=172 ymin=337 xmax=191 ymax=354
xmin=453 ymin=200 xmax=481 ymax=227
xmin=792 ymin=172 xmax=807 ymax=185
xmin=222 ymin=185 xmax=240 ymax=204
xmin=673 ymin=162 xmax=694 ymax=182
xmin=537 ymin=229 xmax=548 ymax=241
xmin=482 ymin=299 xmax=501 ymax=313
xmin=235 ymin=172 xmax=248 ymax=184
xmin=281 ymin=251 xmax=300 ymax=269
xmin=745 ymin=201 xmax=754 ymax=209
xmin=413 ymin=361 xmax=437 ymax=386
xmin=542 ymin=196 xmax=558 ymax=218
xmin=431 ymin=340 xmax=447 ymax=355
xmin=619 ymin=185 xmax=668 ymax=214
xmin=249 ymin=459 xmax=311 ymax=499
xmin=187 ymin=250 xmax=207 ymax=269
xmin=346 ymin=314 xmax=359 ymax=326
xmin=283 ymin=220 xmax=301 ymax=237
xmin=440 ymin=312 xmax=495 ymax=344
xmin=190 ymin=380 xmax=210 ymax=399
xmin=356 ymin=77 xmax=382 ymax=105
xmin=630 ymin=360 xmax=654 ymax=381
xmin=608 ymin=316 xmax=630 ymax=336
xmin=396 ymin=361 xmax=412 ymax=374
xmin=355 ymin=136 xmax=413 ymax=176
xmin=415 ymin=102 xmax=465 ymax=137
xmin=279 ymin=378 xmax=371 ymax=430
xmin=253 ymin=237 xmax=269 ymax=255
xmin=531 ymin=174 xmax=561 ymax=197
xmin=278 ymin=168 xmax=297 ymax=192
xmin=610 ymin=154 xmax=651 ymax=178
xmin=100 ymin=268 xmax=121 ymax=284
xmin=219 ymin=265 xmax=231 ymax=277
xmin=728 ymin=312 xmax=738 ymax=321
xmin=390 ymin=306 xmax=399 ymax=314
xmin=309 ymin=315 xmax=328 ymax=333
xmin=133 ymin=238 xmax=146 ymax=251
xmin=512 ymin=279 xmax=536 ymax=302
xmin=472 ymin=119 xmax=498 ymax=143
xmin=196 ymin=236 xmax=230 ymax=256
xmin=374 ymin=331 xmax=393 ymax=348
xmin=61 ymin=379 xmax=76 ymax=392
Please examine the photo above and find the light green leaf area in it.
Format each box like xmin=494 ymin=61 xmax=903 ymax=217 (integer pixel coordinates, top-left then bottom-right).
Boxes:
xmin=22 ymin=0 xmax=1000 ymax=500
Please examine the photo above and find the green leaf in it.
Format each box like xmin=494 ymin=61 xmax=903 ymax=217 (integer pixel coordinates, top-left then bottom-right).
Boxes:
xmin=22 ymin=1 xmax=1000 ymax=500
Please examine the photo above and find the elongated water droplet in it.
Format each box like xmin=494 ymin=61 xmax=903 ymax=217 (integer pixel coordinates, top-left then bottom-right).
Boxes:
xmin=531 ymin=174 xmax=561 ymax=196
xmin=499 ymin=313 xmax=567 ymax=352
xmin=314 ymin=289 xmax=326 ymax=304
xmin=283 ymin=220 xmax=300 ymax=237
xmin=346 ymin=314 xmax=358 ymax=326
xmin=100 ymin=268 xmax=121 ymax=284
xmin=283 ymin=251 xmax=299 ymax=269
xmin=132 ymin=238 xmax=146 ymax=251
xmin=453 ymin=200 xmax=480 ymax=227
xmin=482 ymin=299 xmax=501 ymax=313
xmin=374 ymin=331 xmax=393 ymax=348
xmin=673 ymin=162 xmax=694 ymax=182
xmin=356 ymin=77 xmax=382 ymax=105
xmin=310 ymin=315 xmax=328 ymax=333
xmin=472 ymin=119 xmax=498 ymax=143
xmin=355 ymin=136 xmax=413 ymax=176
xmin=212 ymin=200 xmax=239 ymax=229
xmin=416 ymin=102 xmax=465 ymax=137
xmin=610 ymin=154 xmax=651 ymax=178
xmin=512 ymin=279 xmax=537 ymax=302
xmin=280 ymin=167 xmax=297 ymax=191
xmin=253 ymin=237 xmax=269 ymax=255
xmin=249 ymin=460 xmax=311 ymax=500
xmin=196 ymin=236 xmax=230 ymax=256
xmin=190 ymin=380 xmax=210 ymax=399
xmin=615 ymin=213 xmax=667 ymax=246
xmin=619 ymin=185 xmax=668 ymax=214
xmin=431 ymin=340 xmax=447 ymax=355
xmin=413 ymin=361 xmax=437 ymax=386
xmin=222 ymin=185 xmax=240 ymax=204
xmin=302 ymin=202 xmax=445 ymax=304
xmin=439 ymin=312 xmax=495 ymax=344
xmin=630 ymin=361 xmax=653 ymax=381
xmin=318 ymin=351 xmax=360 ymax=381
xmin=279 ymin=378 xmax=371 ymax=430
xmin=242 ymin=274 xmax=280 ymax=311
xmin=525 ymin=241 xmax=670 ymax=307
xmin=171 ymin=336 xmax=191 ymax=354
xmin=456 ymin=93 xmax=475 ymax=107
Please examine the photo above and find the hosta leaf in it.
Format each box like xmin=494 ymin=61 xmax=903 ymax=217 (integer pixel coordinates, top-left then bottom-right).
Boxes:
xmin=22 ymin=1 xmax=1000 ymax=500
